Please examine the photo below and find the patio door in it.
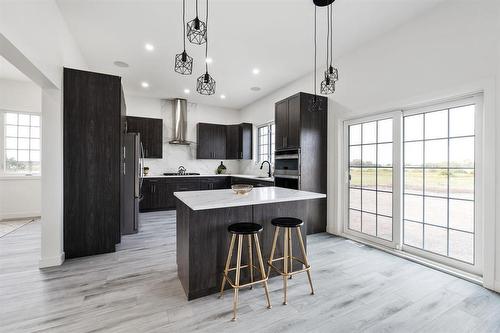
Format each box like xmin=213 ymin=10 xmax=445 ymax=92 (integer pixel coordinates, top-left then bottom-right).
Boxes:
xmin=343 ymin=95 xmax=482 ymax=275
xmin=343 ymin=112 xmax=402 ymax=248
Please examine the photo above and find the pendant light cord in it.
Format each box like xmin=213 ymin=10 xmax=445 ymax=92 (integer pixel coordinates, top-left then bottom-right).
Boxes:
xmin=314 ymin=5 xmax=317 ymax=97
xmin=182 ymin=0 xmax=186 ymax=51
xmin=330 ymin=3 xmax=333 ymax=66
xmin=205 ymin=0 xmax=209 ymax=73
xmin=195 ymin=0 xmax=198 ymax=18
xmin=326 ymin=5 xmax=330 ymax=71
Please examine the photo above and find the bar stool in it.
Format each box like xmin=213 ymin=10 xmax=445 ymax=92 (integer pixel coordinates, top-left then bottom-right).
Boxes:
xmin=219 ymin=222 xmax=272 ymax=321
xmin=267 ymin=217 xmax=314 ymax=305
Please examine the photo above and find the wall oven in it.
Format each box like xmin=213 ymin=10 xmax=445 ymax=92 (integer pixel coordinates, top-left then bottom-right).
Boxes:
xmin=274 ymin=149 xmax=300 ymax=190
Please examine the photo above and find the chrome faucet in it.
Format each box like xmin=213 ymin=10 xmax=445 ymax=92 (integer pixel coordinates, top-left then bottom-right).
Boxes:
xmin=178 ymin=165 xmax=186 ymax=175
xmin=260 ymin=161 xmax=272 ymax=178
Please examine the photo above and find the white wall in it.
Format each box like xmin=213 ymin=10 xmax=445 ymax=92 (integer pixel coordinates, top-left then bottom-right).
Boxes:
xmin=0 ymin=79 xmax=42 ymax=220
xmin=125 ymin=95 xmax=243 ymax=175
xmin=240 ymin=1 xmax=500 ymax=291
xmin=0 ymin=0 xmax=88 ymax=267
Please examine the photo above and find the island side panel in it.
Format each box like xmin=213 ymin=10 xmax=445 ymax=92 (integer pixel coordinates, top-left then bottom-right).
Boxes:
xmin=306 ymin=197 xmax=327 ymax=234
xmin=176 ymin=199 xmax=191 ymax=296
xmin=252 ymin=200 xmax=310 ymax=274
xmin=187 ymin=205 xmax=253 ymax=300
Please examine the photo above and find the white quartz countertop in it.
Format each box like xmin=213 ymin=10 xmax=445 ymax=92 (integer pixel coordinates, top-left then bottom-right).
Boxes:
xmin=174 ymin=186 xmax=326 ymax=211
xmin=142 ymin=174 xmax=274 ymax=182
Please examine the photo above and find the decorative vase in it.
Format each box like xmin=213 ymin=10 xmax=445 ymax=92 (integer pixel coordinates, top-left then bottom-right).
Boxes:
xmin=216 ymin=161 xmax=226 ymax=174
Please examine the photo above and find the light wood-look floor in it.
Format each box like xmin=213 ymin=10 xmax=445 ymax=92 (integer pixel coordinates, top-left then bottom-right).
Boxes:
xmin=1 ymin=211 xmax=500 ymax=332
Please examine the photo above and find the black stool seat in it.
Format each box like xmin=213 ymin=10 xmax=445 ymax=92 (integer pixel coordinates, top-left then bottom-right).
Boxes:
xmin=228 ymin=222 xmax=263 ymax=235
xmin=271 ymin=217 xmax=303 ymax=228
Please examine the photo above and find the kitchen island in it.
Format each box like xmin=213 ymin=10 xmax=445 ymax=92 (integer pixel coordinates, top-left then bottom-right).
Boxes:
xmin=174 ymin=186 xmax=326 ymax=300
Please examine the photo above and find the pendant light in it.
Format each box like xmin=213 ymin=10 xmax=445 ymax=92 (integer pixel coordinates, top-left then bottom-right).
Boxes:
xmin=174 ymin=0 xmax=193 ymax=75
xmin=196 ymin=0 xmax=215 ymax=95
xmin=320 ymin=3 xmax=336 ymax=94
xmin=187 ymin=0 xmax=207 ymax=45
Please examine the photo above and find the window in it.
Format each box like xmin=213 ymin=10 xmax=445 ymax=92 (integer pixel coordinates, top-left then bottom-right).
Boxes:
xmin=3 ymin=111 xmax=41 ymax=174
xmin=258 ymin=122 xmax=275 ymax=163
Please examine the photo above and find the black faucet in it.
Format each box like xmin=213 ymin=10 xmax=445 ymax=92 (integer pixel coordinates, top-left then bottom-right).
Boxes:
xmin=260 ymin=161 xmax=272 ymax=178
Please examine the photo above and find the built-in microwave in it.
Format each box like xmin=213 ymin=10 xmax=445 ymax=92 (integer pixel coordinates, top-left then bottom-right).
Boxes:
xmin=274 ymin=149 xmax=300 ymax=189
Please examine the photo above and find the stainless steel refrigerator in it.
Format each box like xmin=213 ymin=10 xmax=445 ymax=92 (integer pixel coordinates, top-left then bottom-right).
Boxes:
xmin=121 ymin=133 xmax=143 ymax=235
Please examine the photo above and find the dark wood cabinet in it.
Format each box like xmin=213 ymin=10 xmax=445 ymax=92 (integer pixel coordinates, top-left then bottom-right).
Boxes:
xmin=198 ymin=122 xmax=252 ymax=160
xmin=126 ymin=116 xmax=163 ymax=158
xmin=196 ymin=123 xmax=226 ymax=159
xmin=200 ymin=177 xmax=230 ymax=190
xmin=275 ymin=99 xmax=288 ymax=150
xmin=231 ymin=177 xmax=274 ymax=188
xmin=275 ymin=95 xmax=300 ymax=150
xmin=274 ymin=92 xmax=328 ymax=234
xmin=225 ymin=125 xmax=239 ymax=159
xmin=225 ymin=123 xmax=252 ymax=160
xmin=63 ymin=68 xmax=122 ymax=259
xmin=239 ymin=123 xmax=253 ymax=159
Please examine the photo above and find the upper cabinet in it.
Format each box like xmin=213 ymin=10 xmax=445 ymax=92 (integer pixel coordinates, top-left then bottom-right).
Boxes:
xmin=275 ymin=94 xmax=301 ymax=150
xmin=226 ymin=123 xmax=253 ymax=160
xmin=197 ymin=123 xmax=226 ymax=159
xmin=126 ymin=116 xmax=163 ymax=158
xmin=197 ymin=122 xmax=252 ymax=160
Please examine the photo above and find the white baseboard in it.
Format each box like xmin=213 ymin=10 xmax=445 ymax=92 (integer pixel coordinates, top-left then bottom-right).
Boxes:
xmin=0 ymin=212 xmax=40 ymax=221
xmin=494 ymin=280 xmax=500 ymax=293
xmin=39 ymin=252 xmax=65 ymax=268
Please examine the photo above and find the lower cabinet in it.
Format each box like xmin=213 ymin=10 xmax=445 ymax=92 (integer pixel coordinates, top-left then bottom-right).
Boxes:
xmin=140 ymin=176 xmax=273 ymax=212
xmin=140 ymin=177 xmax=231 ymax=211
xmin=200 ymin=177 xmax=230 ymax=190
xmin=231 ymin=177 xmax=274 ymax=188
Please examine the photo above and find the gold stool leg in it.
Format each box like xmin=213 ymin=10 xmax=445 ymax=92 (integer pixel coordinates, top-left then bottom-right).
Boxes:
xmin=253 ymin=234 xmax=272 ymax=309
xmin=297 ymin=227 xmax=314 ymax=295
xmin=232 ymin=235 xmax=243 ymax=321
xmin=288 ymin=227 xmax=293 ymax=279
xmin=220 ymin=234 xmax=236 ymax=298
xmin=248 ymin=235 xmax=254 ymax=289
xmin=283 ymin=228 xmax=289 ymax=305
xmin=267 ymin=226 xmax=280 ymax=277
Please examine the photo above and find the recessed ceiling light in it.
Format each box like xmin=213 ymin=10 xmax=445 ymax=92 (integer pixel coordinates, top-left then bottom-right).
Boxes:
xmin=141 ymin=82 xmax=150 ymax=88
xmin=220 ymin=94 xmax=226 ymax=99
xmin=113 ymin=60 xmax=129 ymax=68
xmin=250 ymin=86 xmax=261 ymax=91
xmin=184 ymin=89 xmax=190 ymax=94
xmin=145 ymin=43 xmax=155 ymax=51
xmin=205 ymin=57 xmax=213 ymax=64
xmin=252 ymin=68 xmax=260 ymax=75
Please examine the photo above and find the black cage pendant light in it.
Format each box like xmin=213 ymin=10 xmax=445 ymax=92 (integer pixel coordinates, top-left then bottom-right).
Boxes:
xmin=196 ymin=0 xmax=215 ymax=95
xmin=174 ymin=0 xmax=193 ymax=75
xmin=320 ymin=3 xmax=336 ymax=94
xmin=187 ymin=0 xmax=207 ymax=45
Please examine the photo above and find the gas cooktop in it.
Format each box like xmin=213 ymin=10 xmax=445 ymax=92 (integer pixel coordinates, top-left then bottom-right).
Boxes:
xmin=163 ymin=172 xmax=201 ymax=176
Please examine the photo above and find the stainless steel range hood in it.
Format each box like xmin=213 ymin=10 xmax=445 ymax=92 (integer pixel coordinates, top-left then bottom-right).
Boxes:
xmin=169 ymin=98 xmax=190 ymax=145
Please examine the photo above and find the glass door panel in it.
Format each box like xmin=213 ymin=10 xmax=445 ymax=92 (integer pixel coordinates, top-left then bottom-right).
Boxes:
xmin=403 ymin=104 xmax=476 ymax=265
xmin=347 ymin=118 xmax=394 ymax=243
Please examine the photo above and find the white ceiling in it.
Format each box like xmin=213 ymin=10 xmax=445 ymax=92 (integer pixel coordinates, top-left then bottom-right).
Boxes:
xmin=56 ymin=0 xmax=444 ymax=109
xmin=0 ymin=55 xmax=30 ymax=82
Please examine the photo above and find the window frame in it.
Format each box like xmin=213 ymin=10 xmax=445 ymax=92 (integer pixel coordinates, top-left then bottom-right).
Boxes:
xmin=342 ymin=94 xmax=483 ymax=276
xmin=1 ymin=109 xmax=42 ymax=176
xmin=257 ymin=122 xmax=275 ymax=164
